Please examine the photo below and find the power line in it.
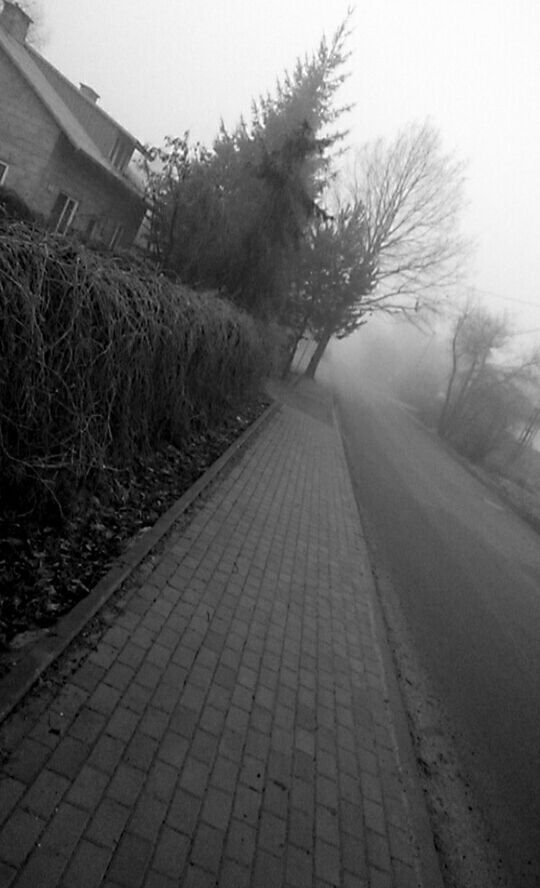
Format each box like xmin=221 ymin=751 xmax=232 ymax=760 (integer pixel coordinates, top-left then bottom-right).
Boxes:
xmin=513 ymin=327 xmax=540 ymax=337
xmin=471 ymin=286 xmax=540 ymax=310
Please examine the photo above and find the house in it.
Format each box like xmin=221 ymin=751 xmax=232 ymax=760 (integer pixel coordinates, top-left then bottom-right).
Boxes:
xmin=0 ymin=1 xmax=147 ymax=249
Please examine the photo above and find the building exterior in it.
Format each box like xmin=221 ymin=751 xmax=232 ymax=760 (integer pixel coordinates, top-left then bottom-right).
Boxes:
xmin=0 ymin=1 xmax=147 ymax=249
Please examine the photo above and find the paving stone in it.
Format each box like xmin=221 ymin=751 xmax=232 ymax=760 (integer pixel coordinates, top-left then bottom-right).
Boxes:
xmin=182 ymin=863 xmax=217 ymax=888
xmin=179 ymin=756 xmax=210 ymax=798
xmin=315 ymin=837 xmax=341 ymax=886
xmin=252 ymin=848 xmax=285 ymax=888
xmin=8 ymin=847 xmax=67 ymax=888
xmin=157 ymin=731 xmax=189 ymax=770
xmin=220 ymin=858 xmax=251 ymax=888
xmin=152 ymin=825 xmax=189 ymax=878
xmin=0 ymin=808 xmax=44 ymax=866
xmin=233 ymin=783 xmax=262 ymax=827
xmin=143 ymin=871 xmax=177 ymax=888
xmin=124 ymin=731 xmax=159 ymax=771
xmin=138 ymin=706 xmax=169 ymax=741
xmin=3 ymin=738 xmax=50 ymax=784
xmin=87 ymin=683 xmax=122 ymax=716
xmin=40 ymin=801 xmax=88 ymax=856
xmin=68 ymin=707 xmax=106 ymax=744
xmin=145 ymin=760 xmax=178 ymax=803
xmin=106 ymin=762 xmax=145 ymax=807
xmin=107 ymin=832 xmax=153 ymax=887
xmin=166 ymin=787 xmax=201 ymax=835
xmin=130 ymin=792 xmax=167 ymax=842
xmin=85 ymin=797 xmax=130 ymax=848
xmin=190 ymin=821 xmax=225 ymax=874
xmin=0 ymin=860 xmax=16 ymax=887
xmin=66 ymin=764 xmax=109 ymax=810
xmin=201 ymin=785 xmax=233 ymax=831
xmin=0 ymin=777 xmax=25 ymax=827
xmin=105 ymin=707 xmax=139 ymax=742
xmin=259 ymin=810 xmax=287 ymax=857
xmin=122 ymin=682 xmax=154 ymax=715
xmin=87 ymin=734 xmax=124 ymax=775
xmin=286 ymin=845 xmax=313 ymax=888
xmin=62 ymin=840 xmax=112 ymax=888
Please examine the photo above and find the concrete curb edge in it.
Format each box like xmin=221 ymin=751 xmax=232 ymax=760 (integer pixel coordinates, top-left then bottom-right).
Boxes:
xmin=331 ymin=393 xmax=446 ymax=888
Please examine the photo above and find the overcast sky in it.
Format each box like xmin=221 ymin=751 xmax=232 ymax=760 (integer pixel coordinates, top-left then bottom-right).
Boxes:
xmin=38 ymin=0 xmax=540 ymax=339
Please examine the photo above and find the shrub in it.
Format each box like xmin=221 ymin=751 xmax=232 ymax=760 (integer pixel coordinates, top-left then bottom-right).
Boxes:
xmin=0 ymin=186 xmax=36 ymax=223
xmin=0 ymin=224 xmax=271 ymax=518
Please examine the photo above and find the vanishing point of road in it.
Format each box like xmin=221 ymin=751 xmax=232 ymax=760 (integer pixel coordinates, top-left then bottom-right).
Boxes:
xmin=327 ymin=357 xmax=540 ymax=887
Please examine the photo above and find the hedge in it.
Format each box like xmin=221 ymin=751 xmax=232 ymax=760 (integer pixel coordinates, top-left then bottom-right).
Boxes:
xmin=0 ymin=223 xmax=271 ymax=517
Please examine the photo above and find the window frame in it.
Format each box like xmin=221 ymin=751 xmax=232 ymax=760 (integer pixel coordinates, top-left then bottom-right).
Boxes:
xmin=109 ymin=137 xmax=131 ymax=172
xmin=108 ymin=223 xmax=125 ymax=251
xmin=51 ymin=192 xmax=79 ymax=235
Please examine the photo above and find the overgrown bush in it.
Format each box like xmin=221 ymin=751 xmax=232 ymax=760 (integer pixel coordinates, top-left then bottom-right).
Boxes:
xmin=0 ymin=186 xmax=36 ymax=223
xmin=0 ymin=224 xmax=271 ymax=519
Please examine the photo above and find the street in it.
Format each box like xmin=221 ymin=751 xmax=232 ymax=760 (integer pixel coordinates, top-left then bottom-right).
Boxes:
xmin=327 ymin=357 xmax=540 ymax=887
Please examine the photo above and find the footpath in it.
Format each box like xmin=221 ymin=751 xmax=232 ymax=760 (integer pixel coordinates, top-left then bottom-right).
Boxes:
xmin=0 ymin=378 xmax=442 ymax=888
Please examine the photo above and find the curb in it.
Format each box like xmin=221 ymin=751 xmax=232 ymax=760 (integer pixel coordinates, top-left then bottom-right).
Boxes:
xmin=332 ymin=393 xmax=446 ymax=888
xmin=0 ymin=400 xmax=281 ymax=725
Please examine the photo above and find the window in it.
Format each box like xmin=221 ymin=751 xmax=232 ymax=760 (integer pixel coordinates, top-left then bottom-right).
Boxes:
xmin=108 ymin=223 xmax=125 ymax=250
xmin=0 ymin=162 xmax=8 ymax=186
xmin=109 ymin=137 xmax=131 ymax=171
xmin=85 ymin=217 xmax=99 ymax=241
xmin=49 ymin=192 xmax=79 ymax=234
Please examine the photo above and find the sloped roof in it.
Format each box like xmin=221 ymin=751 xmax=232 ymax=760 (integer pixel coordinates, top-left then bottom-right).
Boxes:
xmin=0 ymin=24 xmax=144 ymax=194
xmin=27 ymin=44 xmax=148 ymax=159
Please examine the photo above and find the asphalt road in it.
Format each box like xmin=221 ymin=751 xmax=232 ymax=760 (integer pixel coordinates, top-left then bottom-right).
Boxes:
xmin=329 ymin=362 xmax=540 ymax=886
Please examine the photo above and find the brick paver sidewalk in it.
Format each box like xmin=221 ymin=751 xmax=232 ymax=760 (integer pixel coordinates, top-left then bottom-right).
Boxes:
xmin=0 ymin=379 xmax=439 ymax=888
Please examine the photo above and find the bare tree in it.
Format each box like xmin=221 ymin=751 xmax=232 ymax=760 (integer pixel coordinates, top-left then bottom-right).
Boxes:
xmin=437 ymin=301 xmax=540 ymax=461
xmin=299 ymin=121 xmax=469 ymax=376
xmin=350 ymin=121 xmax=468 ymax=309
xmin=438 ymin=301 xmax=509 ymax=437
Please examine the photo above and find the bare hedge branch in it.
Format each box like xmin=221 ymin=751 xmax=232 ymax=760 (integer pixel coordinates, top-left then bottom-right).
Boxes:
xmin=0 ymin=224 xmax=270 ymax=516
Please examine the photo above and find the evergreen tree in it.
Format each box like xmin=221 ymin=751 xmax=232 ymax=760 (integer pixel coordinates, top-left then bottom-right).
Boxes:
xmin=144 ymin=15 xmax=352 ymax=318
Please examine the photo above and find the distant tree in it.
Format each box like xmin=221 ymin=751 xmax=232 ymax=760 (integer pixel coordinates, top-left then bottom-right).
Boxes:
xmin=143 ymin=15 xmax=353 ymax=318
xmin=298 ymin=122 xmax=468 ymax=377
xmin=438 ymin=303 xmax=509 ymax=438
xmin=510 ymin=403 xmax=540 ymax=464
xmin=437 ymin=302 xmax=540 ymax=461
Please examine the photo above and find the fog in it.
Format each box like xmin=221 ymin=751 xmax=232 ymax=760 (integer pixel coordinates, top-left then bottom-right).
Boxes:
xmin=314 ymin=310 xmax=540 ymax=462
xmin=319 ymin=315 xmax=449 ymax=406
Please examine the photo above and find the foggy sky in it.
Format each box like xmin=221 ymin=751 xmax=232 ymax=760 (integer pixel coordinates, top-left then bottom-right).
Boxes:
xmin=37 ymin=0 xmax=540 ymax=337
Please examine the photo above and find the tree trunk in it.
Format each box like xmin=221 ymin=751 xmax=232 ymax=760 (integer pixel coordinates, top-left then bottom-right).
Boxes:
xmin=438 ymin=321 xmax=461 ymax=436
xmin=281 ymin=328 xmax=305 ymax=379
xmin=304 ymin=328 xmax=333 ymax=378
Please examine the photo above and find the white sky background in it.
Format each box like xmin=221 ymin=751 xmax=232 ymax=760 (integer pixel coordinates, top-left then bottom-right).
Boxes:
xmin=38 ymin=0 xmax=540 ymax=340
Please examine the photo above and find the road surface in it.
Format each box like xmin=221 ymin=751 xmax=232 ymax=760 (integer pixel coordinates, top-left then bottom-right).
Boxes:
xmin=329 ymin=361 xmax=540 ymax=887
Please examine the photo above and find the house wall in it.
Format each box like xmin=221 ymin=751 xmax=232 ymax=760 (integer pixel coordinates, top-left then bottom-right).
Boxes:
xmin=37 ymin=134 xmax=145 ymax=247
xmin=0 ymin=50 xmax=145 ymax=247
xmin=0 ymin=47 xmax=60 ymax=210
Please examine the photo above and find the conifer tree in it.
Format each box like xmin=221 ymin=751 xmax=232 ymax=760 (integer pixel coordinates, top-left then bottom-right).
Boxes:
xmin=144 ymin=15 xmax=353 ymax=318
